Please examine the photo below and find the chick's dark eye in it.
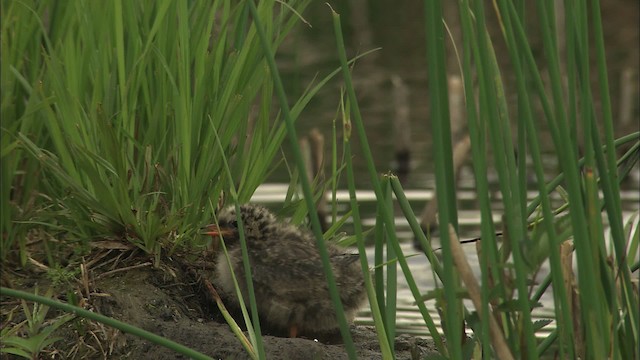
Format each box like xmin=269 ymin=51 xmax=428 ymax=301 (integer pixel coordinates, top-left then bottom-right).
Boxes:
xmin=220 ymin=219 xmax=238 ymax=229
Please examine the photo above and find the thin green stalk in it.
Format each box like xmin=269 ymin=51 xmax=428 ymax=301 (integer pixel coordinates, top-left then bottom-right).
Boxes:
xmin=573 ymin=0 xmax=619 ymax=352
xmin=536 ymin=327 xmax=558 ymax=355
xmin=423 ymin=1 xmax=462 ymax=355
xmin=533 ymin=1 xmax=608 ymax=356
xmin=112 ymin=0 xmax=132 ymax=156
xmin=472 ymin=1 xmax=537 ymax=357
xmin=176 ymin=0 xmax=192 ymax=182
xmin=331 ymin=114 xmax=339 ymax=225
xmin=591 ymin=123 xmax=640 ymax=348
xmin=590 ymin=0 xmax=624 ymax=239
xmin=389 ymin=179 xmax=443 ymax=279
xmin=458 ymin=2 xmax=502 ymax=356
xmin=374 ymin=190 xmax=387 ymax=323
xmin=210 ymin=119 xmax=264 ymax=359
xmin=564 ymin=0 xmax=579 ymax=157
xmin=246 ymin=2 xmax=357 ymax=358
xmin=344 ymin=134 xmax=394 ymax=360
xmin=514 ymin=0 xmax=527 ymax=237
xmin=382 ymin=177 xmax=397 ymax=354
xmin=526 ymin=133 xmax=639 ymax=215
xmin=590 ymin=0 xmax=639 ymax=341
xmin=388 ymin=178 xmax=446 ymax=353
xmin=493 ymin=2 xmax=575 ymax=357
xmin=328 ymin=5 xmax=446 ymax=354
xmin=0 ymin=287 xmax=214 ymax=360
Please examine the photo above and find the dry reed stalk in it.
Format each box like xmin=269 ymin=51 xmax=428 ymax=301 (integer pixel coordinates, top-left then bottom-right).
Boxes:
xmin=448 ymin=224 xmax=514 ymax=360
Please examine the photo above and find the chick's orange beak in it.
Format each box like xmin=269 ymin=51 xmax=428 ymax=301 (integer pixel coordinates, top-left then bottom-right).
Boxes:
xmin=202 ymin=224 xmax=235 ymax=237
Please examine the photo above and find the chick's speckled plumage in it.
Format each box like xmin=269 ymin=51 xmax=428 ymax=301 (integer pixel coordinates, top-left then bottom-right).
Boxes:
xmin=212 ymin=204 xmax=367 ymax=336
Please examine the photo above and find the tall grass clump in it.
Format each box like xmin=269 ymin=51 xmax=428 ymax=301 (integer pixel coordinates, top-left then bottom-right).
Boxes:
xmin=417 ymin=0 xmax=639 ymax=358
xmin=1 ymin=0 xmax=312 ymax=265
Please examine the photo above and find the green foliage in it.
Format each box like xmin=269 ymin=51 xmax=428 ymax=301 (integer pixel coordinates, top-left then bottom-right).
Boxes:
xmin=0 ymin=288 xmax=74 ymax=359
xmin=45 ymin=266 xmax=79 ymax=287
xmin=1 ymin=0 xmax=311 ymax=263
xmin=421 ymin=0 xmax=640 ymax=358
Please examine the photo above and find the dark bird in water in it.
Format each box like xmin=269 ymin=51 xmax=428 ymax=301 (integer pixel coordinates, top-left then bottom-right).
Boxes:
xmin=204 ymin=204 xmax=367 ymax=338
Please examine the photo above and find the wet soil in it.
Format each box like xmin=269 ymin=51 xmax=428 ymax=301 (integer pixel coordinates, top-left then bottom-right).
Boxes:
xmin=1 ymin=249 xmax=437 ymax=359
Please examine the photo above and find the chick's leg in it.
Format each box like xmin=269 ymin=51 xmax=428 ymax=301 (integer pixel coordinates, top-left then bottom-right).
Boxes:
xmin=289 ymin=324 xmax=298 ymax=338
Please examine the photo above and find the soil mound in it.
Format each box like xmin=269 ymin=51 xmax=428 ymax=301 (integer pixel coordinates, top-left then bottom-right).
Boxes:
xmin=1 ymin=250 xmax=436 ymax=359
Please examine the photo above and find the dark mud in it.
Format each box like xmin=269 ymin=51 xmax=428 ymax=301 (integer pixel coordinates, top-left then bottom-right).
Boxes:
xmin=1 ymin=250 xmax=437 ymax=359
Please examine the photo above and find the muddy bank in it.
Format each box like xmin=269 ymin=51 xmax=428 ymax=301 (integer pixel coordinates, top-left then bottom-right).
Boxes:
xmin=1 ymin=251 xmax=437 ymax=359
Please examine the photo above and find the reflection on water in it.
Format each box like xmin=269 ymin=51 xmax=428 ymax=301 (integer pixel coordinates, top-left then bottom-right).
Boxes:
xmin=251 ymin=180 xmax=640 ymax=338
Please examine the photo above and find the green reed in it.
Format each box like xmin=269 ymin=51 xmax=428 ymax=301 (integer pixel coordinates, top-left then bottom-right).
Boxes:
xmin=342 ymin=96 xmax=393 ymax=358
xmin=419 ymin=0 xmax=640 ymax=358
xmin=2 ymin=1 xmax=309 ymax=359
xmin=247 ymin=2 xmax=357 ymax=358
xmin=330 ymin=4 xmax=448 ymax=357
xmin=423 ymin=2 xmax=465 ymax=357
xmin=210 ymin=121 xmax=263 ymax=359
xmin=1 ymin=0 xmax=313 ymax=264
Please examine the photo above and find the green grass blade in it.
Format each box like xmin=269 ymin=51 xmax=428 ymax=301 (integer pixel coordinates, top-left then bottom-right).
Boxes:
xmin=423 ymin=1 xmax=465 ymax=356
xmin=344 ymin=135 xmax=394 ymax=360
xmin=246 ymin=2 xmax=357 ymax=358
